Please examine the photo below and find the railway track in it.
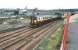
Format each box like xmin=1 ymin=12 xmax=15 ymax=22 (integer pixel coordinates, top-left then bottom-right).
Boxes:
xmin=0 ymin=20 xmax=62 ymax=50
xmin=18 ymin=21 xmax=63 ymax=50
xmin=12 ymin=22 xmax=56 ymax=50
xmin=0 ymin=21 xmax=53 ymax=50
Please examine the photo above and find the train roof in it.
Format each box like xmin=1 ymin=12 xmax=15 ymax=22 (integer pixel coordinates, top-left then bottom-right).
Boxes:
xmin=34 ymin=14 xmax=58 ymax=17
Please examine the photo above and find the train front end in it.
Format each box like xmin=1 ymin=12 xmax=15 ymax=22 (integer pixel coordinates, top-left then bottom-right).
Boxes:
xmin=30 ymin=16 xmax=39 ymax=27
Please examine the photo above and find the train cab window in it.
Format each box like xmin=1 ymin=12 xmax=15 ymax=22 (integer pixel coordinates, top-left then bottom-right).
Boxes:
xmin=39 ymin=18 xmax=40 ymax=20
xmin=43 ymin=17 xmax=44 ymax=19
xmin=37 ymin=17 xmax=40 ymax=21
xmin=38 ymin=17 xmax=41 ymax=21
xmin=41 ymin=17 xmax=43 ymax=20
xmin=40 ymin=17 xmax=41 ymax=20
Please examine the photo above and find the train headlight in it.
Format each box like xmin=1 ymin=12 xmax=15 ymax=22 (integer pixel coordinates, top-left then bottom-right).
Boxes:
xmin=38 ymin=19 xmax=40 ymax=21
xmin=34 ymin=20 xmax=37 ymax=24
xmin=34 ymin=20 xmax=37 ymax=23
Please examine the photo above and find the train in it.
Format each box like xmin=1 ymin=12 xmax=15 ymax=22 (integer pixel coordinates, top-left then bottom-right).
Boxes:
xmin=30 ymin=12 xmax=63 ymax=27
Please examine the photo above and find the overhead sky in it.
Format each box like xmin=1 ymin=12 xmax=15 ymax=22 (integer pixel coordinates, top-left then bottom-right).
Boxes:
xmin=0 ymin=0 xmax=78 ymax=9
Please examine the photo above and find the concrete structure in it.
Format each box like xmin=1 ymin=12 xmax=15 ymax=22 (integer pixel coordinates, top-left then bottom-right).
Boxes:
xmin=68 ymin=14 xmax=78 ymax=50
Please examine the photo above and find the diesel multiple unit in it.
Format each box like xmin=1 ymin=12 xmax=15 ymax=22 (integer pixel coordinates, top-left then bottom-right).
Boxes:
xmin=30 ymin=13 xmax=63 ymax=27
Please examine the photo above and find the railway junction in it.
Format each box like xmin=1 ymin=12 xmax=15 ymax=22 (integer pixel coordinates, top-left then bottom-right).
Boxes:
xmin=0 ymin=19 xmax=63 ymax=50
xmin=1 ymin=13 xmax=78 ymax=50
xmin=0 ymin=8 xmax=64 ymax=50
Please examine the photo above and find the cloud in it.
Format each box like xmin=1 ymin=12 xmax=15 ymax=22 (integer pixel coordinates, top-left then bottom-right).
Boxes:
xmin=0 ymin=0 xmax=78 ymax=9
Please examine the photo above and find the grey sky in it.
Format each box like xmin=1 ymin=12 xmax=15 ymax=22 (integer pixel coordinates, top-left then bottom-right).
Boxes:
xmin=0 ymin=0 xmax=78 ymax=9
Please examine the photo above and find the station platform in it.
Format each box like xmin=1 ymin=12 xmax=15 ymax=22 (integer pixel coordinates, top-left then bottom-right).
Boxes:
xmin=68 ymin=14 xmax=78 ymax=50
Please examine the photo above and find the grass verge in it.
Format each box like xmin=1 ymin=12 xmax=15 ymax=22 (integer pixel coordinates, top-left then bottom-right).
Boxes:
xmin=45 ymin=26 xmax=63 ymax=50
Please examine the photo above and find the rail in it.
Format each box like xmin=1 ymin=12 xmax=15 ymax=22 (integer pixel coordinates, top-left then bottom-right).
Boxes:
xmin=0 ymin=21 xmax=55 ymax=50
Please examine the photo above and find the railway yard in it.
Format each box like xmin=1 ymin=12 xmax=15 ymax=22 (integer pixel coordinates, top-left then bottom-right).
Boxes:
xmin=0 ymin=1 xmax=78 ymax=50
xmin=0 ymin=0 xmax=78 ymax=49
xmin=0 ymin=8 xmax=65 ymax=50
xmin=0 ymin=20 xmax=63 ymax=50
